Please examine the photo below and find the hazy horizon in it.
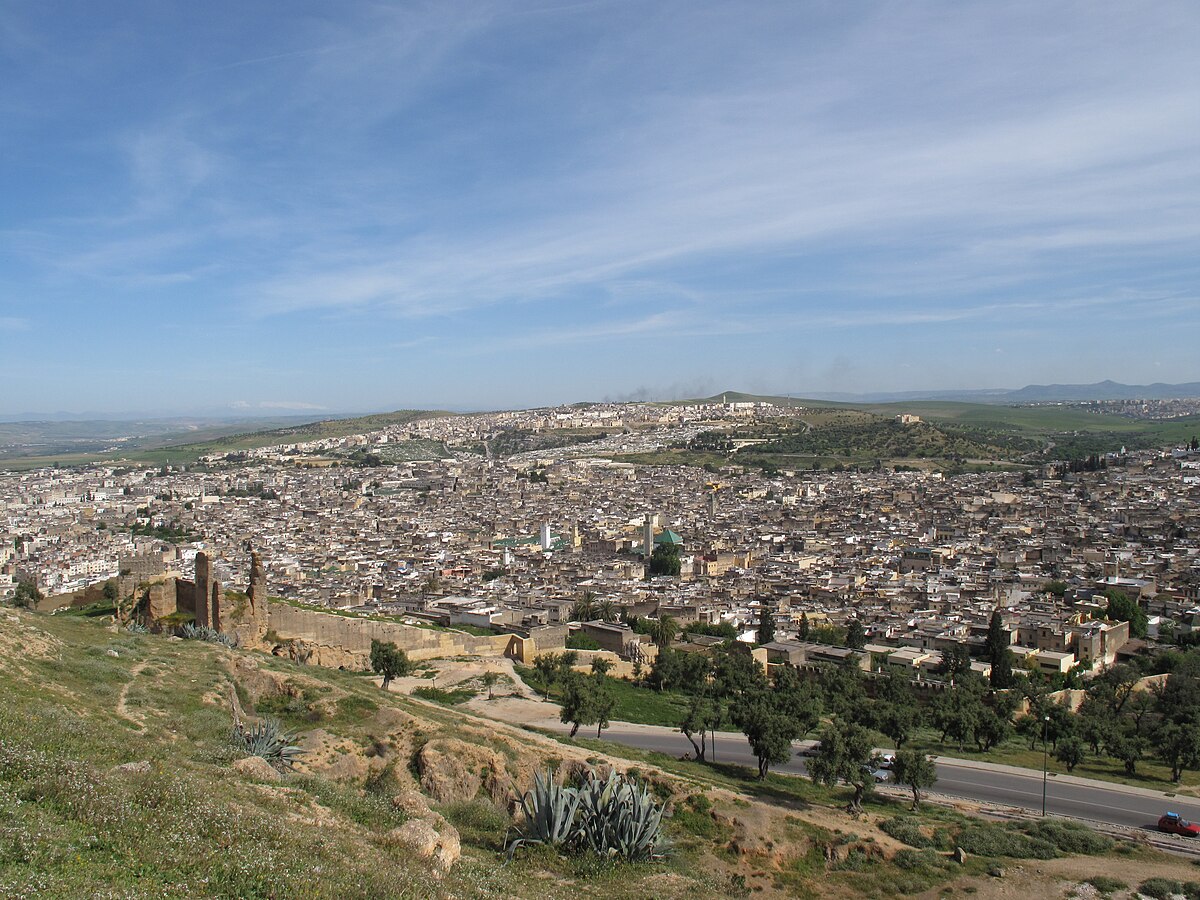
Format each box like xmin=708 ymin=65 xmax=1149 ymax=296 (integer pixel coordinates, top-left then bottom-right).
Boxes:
xmin=3 ymin=2 xmax=1198 ymax=413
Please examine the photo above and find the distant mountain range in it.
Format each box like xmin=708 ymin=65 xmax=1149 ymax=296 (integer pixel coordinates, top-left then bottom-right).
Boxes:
xmin=802 ymin=380 xmax=1200 ymax=404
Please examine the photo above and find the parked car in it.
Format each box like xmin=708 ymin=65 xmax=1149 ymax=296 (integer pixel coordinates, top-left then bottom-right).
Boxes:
xmin=878 ymin=753 xmax=896 ymax=769
xmin=1158 ymin=812 xmax=1200 ymax=837
xmin=870 ymin=768 xmax=891 ymax=783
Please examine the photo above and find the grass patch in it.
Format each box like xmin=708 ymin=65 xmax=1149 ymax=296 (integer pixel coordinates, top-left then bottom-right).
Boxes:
xmin=411 ymin=685 xmax=476 ymax=705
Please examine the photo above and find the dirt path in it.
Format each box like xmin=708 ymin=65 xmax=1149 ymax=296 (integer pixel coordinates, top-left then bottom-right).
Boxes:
xmin=115 ymin=658 xmax=150 ymax=731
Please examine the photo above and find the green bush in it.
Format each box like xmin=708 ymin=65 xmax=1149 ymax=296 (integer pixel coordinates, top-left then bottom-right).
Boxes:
xmin=1020 ymin=819 xmax=1112 ymax=855
xmin=954 ymin=823 xmax=1057 ymax=859
xmin=880 ymin=817 xmax=933 ymax=849
xmin=1084 ymin=876 xmax=1126 ymax=895
xmin=1139 ymin=878 xmax=1183 ymax=900
xmin=892 ymin=849 xmax=949 ymax=871
xmin=411 ymin=686 xmax=474 ymax=705
xmin=566 ymin=632 xmax=602 ymax=651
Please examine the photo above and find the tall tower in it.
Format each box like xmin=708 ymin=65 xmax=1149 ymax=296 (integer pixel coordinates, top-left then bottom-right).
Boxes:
xmin=540 ymin=523 xmax=552 ymax=551
xmin=643 ymin=517 xmax=654 ymax=557
xmin=194 ymin=551 xmax=211 ymax=628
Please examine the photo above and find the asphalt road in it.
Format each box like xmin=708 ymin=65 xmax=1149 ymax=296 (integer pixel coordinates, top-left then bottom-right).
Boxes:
xmin=587 ymin=722 xmax=1200 ymax=834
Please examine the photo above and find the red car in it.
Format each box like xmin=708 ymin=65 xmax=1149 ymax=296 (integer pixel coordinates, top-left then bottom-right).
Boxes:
xmin=1158 ymin=812 xmax=1200 ymax=836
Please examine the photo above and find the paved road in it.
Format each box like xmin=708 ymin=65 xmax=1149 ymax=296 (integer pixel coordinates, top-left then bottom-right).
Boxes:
xmin=587 ymin=722 xmax=1200 ymax=834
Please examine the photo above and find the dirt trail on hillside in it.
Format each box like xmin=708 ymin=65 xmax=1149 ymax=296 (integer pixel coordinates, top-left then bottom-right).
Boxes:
xmin=115 ymin=658 xmax=150 ymax=731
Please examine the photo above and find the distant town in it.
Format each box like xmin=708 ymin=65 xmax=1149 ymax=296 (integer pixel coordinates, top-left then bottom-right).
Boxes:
xmin=5 ymin=397 xmax=1200 ymax=683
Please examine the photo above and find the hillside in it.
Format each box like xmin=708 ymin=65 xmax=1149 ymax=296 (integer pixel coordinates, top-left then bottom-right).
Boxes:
xmin=2 ymin=609 xmax=1197 ymax=898
xmin=0 ymin=409 xmax=453 ymax=471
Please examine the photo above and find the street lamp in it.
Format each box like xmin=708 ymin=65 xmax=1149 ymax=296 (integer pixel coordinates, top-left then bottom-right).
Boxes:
xmin=1041 ymin=714 xmax=1051 ymax=816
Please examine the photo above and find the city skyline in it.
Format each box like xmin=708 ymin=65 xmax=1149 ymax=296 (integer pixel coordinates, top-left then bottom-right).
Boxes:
xmin=3 ymin=1 xmax=1199 ymax=415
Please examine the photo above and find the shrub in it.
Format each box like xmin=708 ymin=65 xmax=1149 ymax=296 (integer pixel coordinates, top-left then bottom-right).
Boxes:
xmin=1020 ymin=819 xmax=1112 ymax=855
xmin=954 ymin=823 xmax=1057 ymax=859
xmin=880 ymin=817 xmax=933 ymax=849
xmin=1083 ymin=876 xmax=1126 ymax=895
xmin=411 ymin=686 xmax=473 ymax=705
xmin=1139 ymin=878 xmax=1183 ymax=900
xmin=892 ymin=849 xmax=949 ymax=871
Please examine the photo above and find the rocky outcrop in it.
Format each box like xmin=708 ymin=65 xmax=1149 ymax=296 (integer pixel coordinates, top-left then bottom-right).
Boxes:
xmin=415 ymin=738 xmax=511 ymax=805
xmin=384 ymin=816 xmax=460 ymax=872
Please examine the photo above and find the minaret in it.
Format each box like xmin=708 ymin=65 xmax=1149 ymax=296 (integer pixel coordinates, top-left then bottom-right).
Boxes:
xmin=643 ymin=516 xmax=654 ymax=557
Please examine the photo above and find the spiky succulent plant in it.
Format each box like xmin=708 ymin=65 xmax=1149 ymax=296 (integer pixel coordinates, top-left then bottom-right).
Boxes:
xmin=505 ymin=767 xmax=582 ymax=859
xmin=231 ymin=718 xmax=304 ymax=771
xmin=505 ymin=767 xmax=666 ymax=862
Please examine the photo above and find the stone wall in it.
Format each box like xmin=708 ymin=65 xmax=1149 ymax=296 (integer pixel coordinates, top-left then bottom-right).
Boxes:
xmin=265 ymin=603 xmax=524 ymax=668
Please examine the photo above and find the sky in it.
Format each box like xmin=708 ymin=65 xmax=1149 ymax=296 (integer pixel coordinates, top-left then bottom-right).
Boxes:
xmin=2 ymin=1 xmax=1199 ymax=415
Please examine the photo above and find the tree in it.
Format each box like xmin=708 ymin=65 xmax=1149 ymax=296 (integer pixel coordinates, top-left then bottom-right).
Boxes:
xmin=983 ymin=610 xmax=1015 ymax=688
xmin=590 ymin=674 xmax=616 ymax=738
xmin=756 ymin=603 xmax=776 ymax=646
xmin=533 ymin=653 xmax=559 ymax=699
xmin=1054 ymin=736 xmax=1086 ymax=773
xmin=482 ymin=671 xmax=499 ymax=700
xmin=650 ymin=615 xmax=678 ymax=649
xmin=875 ymin=672 xmax=921 ymax=749
xmin=892 ymin=749 xmax=938 ymax=810
xmin=648 ymin=543 xmax=681 ymax=577
xmin=559 ymin=673 xmax=596 ymax=738
xmin=555 ymin=651 xmax=579 ymax=683
xmin=571 ymin=591 xmax=597 ymax=622
xmin=679 ymin=691 xmax=718 ymax=761
xmin=797 ymin=612 xmax=811 ymax=641
xmin=931 ymin=677 xmax=984 ymax=750
xmin=730 ymin=690 xmax=794 ymax=779
xmin=12 ymin=580 xmax=42 ymax=610
xmin=845 ymin=619 xmax=866 ymax=650
xmin=102 ymin=581 xmax=118 ymax=602
xmin=590 ymin=657 xmax=613 ymax=677
xmin=937 ymin=643 xmax=973 ymax=684
xmin=1104 ymin=590 xmax=1148 ymax=639
xmin=595 ymin=599 xmax=618 ymax=623
xmin=1154 ymin=721 xmax=1200 ymax=783
xmin=369 ymin=640 xmax=412 ymax=690
xmin=1105 ymin=721 xmax=1145 ymax=776
xmin=807 ymin=720 xmax=877 ymax=814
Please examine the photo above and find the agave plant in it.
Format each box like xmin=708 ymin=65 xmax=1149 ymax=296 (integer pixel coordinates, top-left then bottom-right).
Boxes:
xmin=575 ymin=771 xmax=666 ymax=861
xmin=123 ymin=622 xmax=150 ymax=635
xmin=505 ymin=767 xmax=582 ymax=860
xmin=176 ymin=623 xmax=237 ymax=647
xmin=231 ymin=718 xmax=305 ymax=772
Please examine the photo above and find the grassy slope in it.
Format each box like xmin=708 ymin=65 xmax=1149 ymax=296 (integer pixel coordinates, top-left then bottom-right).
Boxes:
xmin=5 ymin=611 xmax=1172 ymax=899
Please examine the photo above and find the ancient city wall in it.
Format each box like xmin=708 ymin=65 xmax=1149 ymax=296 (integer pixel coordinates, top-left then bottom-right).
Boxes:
xmin=265 ymin=603 xmax=521 ymax=668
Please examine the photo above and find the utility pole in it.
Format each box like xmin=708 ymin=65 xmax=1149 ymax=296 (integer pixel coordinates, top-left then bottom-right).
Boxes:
xmin=1041 ymin=714 xmax=1051 ymax=816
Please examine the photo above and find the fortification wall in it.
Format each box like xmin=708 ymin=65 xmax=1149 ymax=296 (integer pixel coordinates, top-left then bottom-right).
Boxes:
xmin=265 ymin=603 xmax=521 ymax=668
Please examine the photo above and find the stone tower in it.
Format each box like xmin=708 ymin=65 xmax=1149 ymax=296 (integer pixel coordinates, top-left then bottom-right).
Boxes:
xmin=194 ymin=552 xmax=211 ymax=628
xmin=249 ymin=550 xmax=268 ymax=628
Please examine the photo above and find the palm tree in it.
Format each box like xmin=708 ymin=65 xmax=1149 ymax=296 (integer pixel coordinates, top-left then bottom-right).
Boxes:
xmin=571 ymin=590 xmax=597 ymax=622
xmin=596 ymin=599 xmax=618 ymax=623
xmin=650 ymin=614 xmax=678 ymax=649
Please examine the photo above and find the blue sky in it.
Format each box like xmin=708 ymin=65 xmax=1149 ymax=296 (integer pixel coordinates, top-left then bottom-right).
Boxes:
xmin=2 ymin=1 xmax=1198 ymax=415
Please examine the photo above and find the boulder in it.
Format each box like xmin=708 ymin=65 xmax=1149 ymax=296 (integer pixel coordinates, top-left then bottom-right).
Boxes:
xmin=385 ymin=816 xmax=461 ymax=872
xmin=232 ymin=756 xmax=282 ymax=780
